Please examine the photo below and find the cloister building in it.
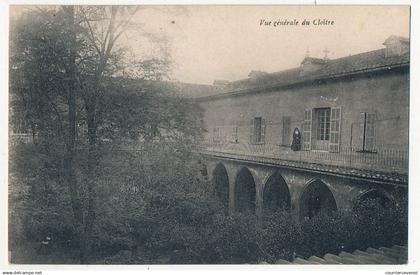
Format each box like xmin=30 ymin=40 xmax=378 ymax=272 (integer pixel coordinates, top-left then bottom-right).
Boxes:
xmin=195 ymin=35 xmax=409 ymax=218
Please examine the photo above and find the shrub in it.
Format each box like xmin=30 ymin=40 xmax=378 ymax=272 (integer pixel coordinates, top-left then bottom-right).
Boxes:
xmin=258 ymin=212 xmax=301 ymax=262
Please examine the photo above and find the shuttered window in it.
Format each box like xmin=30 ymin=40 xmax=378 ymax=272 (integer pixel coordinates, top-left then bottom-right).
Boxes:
xmin=261 ymin=118 xmax=266 ymax=144
xmin=213 ymin=126 xmax=222 ymax=143
xmin=302 ymin=109 xmax=312 ymax=150
xmin=365 ymin=113 xmax=376 ymax=151
xmin=282 ymin=116 xmax=291 ymax=146
xmin=250 ymin=117 xmax=266 ymax=144
xmin=357 ymin=112 xmax=376 ymax=152
xmin=329 ymin=107 xmax=342 ymax=153
xmin=255 ymin=117 xmax=262 ymax=143
xmin=231 ymin=120 xmax=239 ymax=143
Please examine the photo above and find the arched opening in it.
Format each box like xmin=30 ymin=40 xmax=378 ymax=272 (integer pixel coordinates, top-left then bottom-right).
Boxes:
xmin=263 ymin=171 xmax=291 ymax=214
xmin=212 ymin=163 xmax=230 ymax=214
xmin=234 ymin=167 xmax=256 ymax=214
xmin=351 ymin=190 xmax=403 ymax=249
xmin=299 ymin=179 xmax=337 ymax=219
xmin=353 ymin=189 xmax=394 ymax=213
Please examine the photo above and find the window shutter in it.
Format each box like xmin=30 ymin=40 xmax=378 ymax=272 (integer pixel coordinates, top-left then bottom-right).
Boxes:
xmin=329 ymin=107 xmax=342 ymax=153
xmin=302 ymin=109 xmax=312 ymax=150
xmin=357 ymin=113 xmax=364 ymax=151
xmin=282 ymin=116 xmax=291 ymax=145
xmin=366 ymin=113 xmax=376 ymax=151
xmin=261 ymin=118 xmax=266 ymax=144
xmin=231 ymin=120 xmax=238 ymax=143
xmin=249 ymin=119 xmax=255 ymax=144
xmin=213 ymin=127 xmax=218 ymax=143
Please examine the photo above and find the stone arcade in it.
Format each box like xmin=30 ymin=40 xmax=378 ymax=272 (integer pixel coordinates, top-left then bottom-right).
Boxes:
xmin=195 ymin=35 xmax=409 ymax=219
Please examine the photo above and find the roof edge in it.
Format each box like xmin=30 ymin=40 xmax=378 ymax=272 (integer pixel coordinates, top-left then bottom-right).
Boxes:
xmin=195 ymin=62 xmax=409 ymax=102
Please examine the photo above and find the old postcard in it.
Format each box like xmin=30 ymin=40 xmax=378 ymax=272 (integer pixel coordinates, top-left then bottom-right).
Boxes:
xmin=2 ymin=3 xmax=417 ymax=273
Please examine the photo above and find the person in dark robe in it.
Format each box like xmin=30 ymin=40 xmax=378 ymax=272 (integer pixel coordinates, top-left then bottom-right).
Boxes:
xmin=291 ymin=127 xmax=302 ymax=151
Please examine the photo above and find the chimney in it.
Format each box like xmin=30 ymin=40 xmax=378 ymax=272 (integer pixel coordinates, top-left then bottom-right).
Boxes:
xmin=383 ymin=35 xmax=409 ymax=58
xmin=248 ymin=70 xmax=268 ymax=82
xmin=300 ymin=57 xmax=327 ymax=76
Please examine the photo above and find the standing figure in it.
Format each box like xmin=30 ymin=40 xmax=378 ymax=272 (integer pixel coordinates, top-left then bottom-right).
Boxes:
xmin=291 ymin=127 xmax=302 ymax=151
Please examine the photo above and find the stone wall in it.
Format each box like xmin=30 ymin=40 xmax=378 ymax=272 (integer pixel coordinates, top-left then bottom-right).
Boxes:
xmin=199 ymin=69 xmax=409 ymax=152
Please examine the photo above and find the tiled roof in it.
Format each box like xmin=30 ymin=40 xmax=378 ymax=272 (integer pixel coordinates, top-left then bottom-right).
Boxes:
xmin=315 ymin=48 xmax=409 ymax=77
xmin=196 ymin=44 xmax=409 ymax=99
xmin=113 ymin=37 xmax=409 ymax=99
xmin=164 ymin=81 xmax=219 ymax=98
xmin=383 ymin=35 xmax=409 ymax=45
xmin=103 ymin=77 xmax=217 ymax=99
xmin=301 ymin=57 xmax=326 ymax=65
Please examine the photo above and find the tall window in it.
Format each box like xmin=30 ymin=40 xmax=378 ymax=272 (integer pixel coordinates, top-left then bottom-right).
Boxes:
xmin=360 ymin=112 xmax=376 ymax=152
xmin=282 ymin=116 xmax=291 ymax=146
xmin=254 ymin=117 xmax=262 ymax=143
xmin=213 ymin=126 xmax=222 ymax=143
xmin=250 ymin=117 xmax=266 ymax=144
xmin=303 ymin=107 xmax=341 ymax=152
xmin=316 ymin=108 xmax=331 ymax=141
xmin=151 ymin=123 xmax=159 ymax=138
xmin=365 ymin=113 xmax=375 ymax=150
xmin=231 ymin=120 xmax=239 ymax=143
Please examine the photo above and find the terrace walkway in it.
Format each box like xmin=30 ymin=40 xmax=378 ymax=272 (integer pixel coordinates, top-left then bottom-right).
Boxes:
xmin=200 ymin=142 xmax=408 ymax=186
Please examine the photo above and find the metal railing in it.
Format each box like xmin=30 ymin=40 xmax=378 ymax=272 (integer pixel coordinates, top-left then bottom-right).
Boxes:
xmin=200 ymin=141 xmax=408 ymax=174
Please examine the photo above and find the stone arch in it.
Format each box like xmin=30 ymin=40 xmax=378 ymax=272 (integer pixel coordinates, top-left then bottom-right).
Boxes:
xmin=234 ymin=167 xmax=257 ymax=214
xmin=352 ymin=189 xmax=395 ymax=212
xmin=212 ymin=163 xmax=230 ymax=213
xmin=299 ymin=179 xmax=338 ymax=219
xmin=262 ymin=171 xmax=291 ymax=214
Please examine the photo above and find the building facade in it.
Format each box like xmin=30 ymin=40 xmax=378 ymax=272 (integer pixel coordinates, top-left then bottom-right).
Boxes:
xmin=196 ymin=35 xmax=409 ymax=217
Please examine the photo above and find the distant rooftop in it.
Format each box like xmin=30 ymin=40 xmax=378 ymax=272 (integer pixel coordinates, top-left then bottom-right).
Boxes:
xmin=190 ymin=35 xmax=409 ymax=100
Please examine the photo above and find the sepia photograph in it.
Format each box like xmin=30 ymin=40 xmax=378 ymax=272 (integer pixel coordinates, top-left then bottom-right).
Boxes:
xmin=3 ymin=3 xmax=415 ymax=269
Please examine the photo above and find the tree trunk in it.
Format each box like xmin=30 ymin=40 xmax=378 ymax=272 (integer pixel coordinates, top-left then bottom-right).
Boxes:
xmin=62 ymin=5 xmax=87 ymax=264
xmin=82 ymin=90 xmax=99 ymax=264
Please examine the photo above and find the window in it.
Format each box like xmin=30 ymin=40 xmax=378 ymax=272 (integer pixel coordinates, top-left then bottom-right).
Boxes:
xmin=365 ymin=113 xmax=376 ymax=151
xmin=151 ymin=124 xmax=159 ymax=138
xmin=213 ymin=126 xmax=222 ymax=143
xmin=254 ymin=117 xmax=262 ymax=143
xmin=312 ymin=108 xmax=331 ymax=151
xmin=282 ymin=116 xmax=291 ymax=146
xmin=329 ymin=107 xmax=342 ymax=152
xmin=316 ymin=108 xmax=331 ymax=141
xmin=303 ymin=107 xmax=341 ymax=152
xmin=302 ymin=109 xmax=313 ymax=150
xmin=231 ymin=120 xmax=239 ymax=143
xmin=250 ymin=117 xmax=266 ymax=144
xmin=358 ymin=112 xmax=376 ymax=152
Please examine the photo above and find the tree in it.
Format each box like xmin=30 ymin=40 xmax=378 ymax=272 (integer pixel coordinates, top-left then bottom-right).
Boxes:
xmin=9 ymin=5 xmax=200 ymax=263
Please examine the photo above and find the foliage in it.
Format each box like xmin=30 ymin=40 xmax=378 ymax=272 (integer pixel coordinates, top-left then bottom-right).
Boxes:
xmin=10 ymin=8 xmax=73 ymax=141
xmin=8 ymin=6 xmax=408 ymax=265
xmin=10 ymin=138 xmax=408 ymax=264
xmin=257 ymin=212 xmax=302 ymax=262
xmin=9 ymin=6 xmax=201 ymax=263
xmin=295 ymin=197 xmax=408 ymax=259
xmin=9 ymin=143 xmax=76 ymax=257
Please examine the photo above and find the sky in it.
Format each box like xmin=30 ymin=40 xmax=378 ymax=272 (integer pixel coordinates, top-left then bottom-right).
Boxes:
xmin=10 ymin=5 xmax=410 ymax=85
xmin=125 ymin=5 xmax=410 ymax=84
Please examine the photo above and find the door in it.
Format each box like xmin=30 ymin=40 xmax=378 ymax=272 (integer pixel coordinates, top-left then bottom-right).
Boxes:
xmin=312 ymin=108 xmax=331 ymax=151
